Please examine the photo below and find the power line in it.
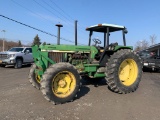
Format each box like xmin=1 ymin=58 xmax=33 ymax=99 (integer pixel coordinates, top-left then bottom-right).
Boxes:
xmin=11 ymin=0 xmax=56 ymax=25
xmin=12 ymin=0 xmax=87 ymax=39
xmin=49 ymin=0 xmax=87 ymax=35
xmin=0 ymin=14 xmax=81 ymax=44
xmin=49 ymin=0 xmax=75 ymax=21
xmin=11 ymin=0 xmax=77 ymax=41
xmin=32 ymin=0 xmax=78 ymax=36
xmin=0 ymin=15 xmax=56 ymax=37
xmin=42 ymin=0 xmax=74 ymax=24
xmin=33 ymin=0 xmax=66 ymax=23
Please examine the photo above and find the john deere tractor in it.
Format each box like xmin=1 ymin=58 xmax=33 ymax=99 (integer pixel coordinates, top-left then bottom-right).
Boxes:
xmin=29 ymin=23 xmax=142 ymax=104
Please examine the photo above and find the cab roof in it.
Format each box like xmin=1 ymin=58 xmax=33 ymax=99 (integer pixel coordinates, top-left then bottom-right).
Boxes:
xmin=86 ymin=23 xmax=125 ymax=32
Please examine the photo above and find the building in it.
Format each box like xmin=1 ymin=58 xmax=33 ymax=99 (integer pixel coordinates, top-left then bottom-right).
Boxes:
xmin=146 ymin=43 xmax=160 ymax=56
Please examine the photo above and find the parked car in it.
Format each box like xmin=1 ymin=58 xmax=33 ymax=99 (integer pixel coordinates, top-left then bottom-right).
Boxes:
xmin=137 ymin=50 xmax=160 ymax=71
xmin=0 ymin=47 xmax=33 ymax=68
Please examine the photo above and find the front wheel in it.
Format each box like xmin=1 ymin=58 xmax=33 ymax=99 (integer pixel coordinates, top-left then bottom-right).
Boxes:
xmin=28 ymin=63 xmax=41 ymax=89
xmin=105 ymin=49 xmax=142 ymax=94
xmin=14 ymin=59 xmax=22 ymax=68
xmin=40 ymin=63 xmax=81 ymax=104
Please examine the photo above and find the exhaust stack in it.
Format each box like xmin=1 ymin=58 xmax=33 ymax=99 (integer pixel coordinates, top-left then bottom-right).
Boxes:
xmin=55 ymin=24 xmax=63 ymax=45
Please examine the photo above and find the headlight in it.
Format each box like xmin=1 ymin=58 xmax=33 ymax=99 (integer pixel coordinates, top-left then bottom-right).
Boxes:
xmin=8 ymin=54 xmax=15 ymax=58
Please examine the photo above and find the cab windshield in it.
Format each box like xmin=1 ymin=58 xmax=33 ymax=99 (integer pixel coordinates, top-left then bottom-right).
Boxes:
xmin=8 ymin=48 xmax=24 ymax=52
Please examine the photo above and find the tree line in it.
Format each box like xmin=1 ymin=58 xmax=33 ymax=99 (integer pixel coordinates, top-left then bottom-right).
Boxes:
xmin=0 ymin=39 xmax=22 ymax=51
xmin=0 ymin=34 xmax=41 ymax=51
xmin=134 ymin=34 xmax=157 ymax=52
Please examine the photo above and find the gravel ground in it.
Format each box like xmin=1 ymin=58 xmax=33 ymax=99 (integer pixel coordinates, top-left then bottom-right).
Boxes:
xmin=0 ymin=65 xmax=160 ymax=120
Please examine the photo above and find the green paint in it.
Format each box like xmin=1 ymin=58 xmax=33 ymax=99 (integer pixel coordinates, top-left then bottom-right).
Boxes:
xmin=94 ymin=73 xmax=106 ymax=78
xmin=84 ymin=64 xmax=98 ymax=72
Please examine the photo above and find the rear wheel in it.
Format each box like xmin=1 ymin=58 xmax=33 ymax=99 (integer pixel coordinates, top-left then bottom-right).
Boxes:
xmin=105 ymin=49 xmax=142 ymax=93
xmin=28 ymin=63 xmax=41 ymax=89
xmin=40 ymin=63 xmax=81 ymax=104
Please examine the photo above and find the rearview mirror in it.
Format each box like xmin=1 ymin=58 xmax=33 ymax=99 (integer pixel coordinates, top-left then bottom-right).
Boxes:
xmin=25 ymin=50 xmax=30 ymax=54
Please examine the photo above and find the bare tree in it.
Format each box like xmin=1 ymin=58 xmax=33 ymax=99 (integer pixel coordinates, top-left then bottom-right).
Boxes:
xmin=150 ymin=34 xmax=156 ymax=46
xmin=134 ymin=39 xmax=149 ymax=51
xmin=0 ymin=39 xmax=26 ymax=51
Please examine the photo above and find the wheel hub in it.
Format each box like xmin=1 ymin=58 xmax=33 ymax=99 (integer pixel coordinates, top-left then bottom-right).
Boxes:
xmin=119 ymin=59 xmax=138 ymax=86
xmin=58 ymin=80 xmax=66 ymax=88
xmin=52 ymin=71 xmax=76 ymax=98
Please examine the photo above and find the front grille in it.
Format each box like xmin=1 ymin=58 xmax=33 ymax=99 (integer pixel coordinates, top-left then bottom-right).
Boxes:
xmin=0 ymin=54 xmax=8 ymax=60
xmin=48 ymin=52 xmax=65 ymax=63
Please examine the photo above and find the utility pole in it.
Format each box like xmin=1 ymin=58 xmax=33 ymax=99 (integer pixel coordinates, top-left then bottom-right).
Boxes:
xmin=1 ymin=30 xmax=6 ymax=51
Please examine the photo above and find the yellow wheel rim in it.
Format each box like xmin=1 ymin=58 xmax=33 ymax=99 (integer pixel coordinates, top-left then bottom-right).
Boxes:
xmin=35 ymin=74 xmax=41 ymax=83
xmin=52 ymin=71 xmax=76 ymax=98
xmin=119 ymin=59 xmax=138 ymax=86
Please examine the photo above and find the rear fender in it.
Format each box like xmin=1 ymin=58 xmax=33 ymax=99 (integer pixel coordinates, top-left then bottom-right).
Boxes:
xmin=99 ymin=46 xmax=132 ymax=66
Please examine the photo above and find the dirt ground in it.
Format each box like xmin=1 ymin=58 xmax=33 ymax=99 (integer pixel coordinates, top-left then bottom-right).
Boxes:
xmin=0 ymin=65 xmax=160 ymax=120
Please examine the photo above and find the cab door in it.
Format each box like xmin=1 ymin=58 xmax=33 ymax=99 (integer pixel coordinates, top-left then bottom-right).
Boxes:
xmin=23 ymin=48 xmax=34 ymax=63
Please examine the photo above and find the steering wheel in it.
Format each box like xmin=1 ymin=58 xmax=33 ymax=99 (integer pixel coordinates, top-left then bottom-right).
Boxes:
xmin=92 ymin=38 xmax=101 ymax=46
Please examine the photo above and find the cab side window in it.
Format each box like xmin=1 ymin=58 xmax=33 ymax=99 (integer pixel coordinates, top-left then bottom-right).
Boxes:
xmin=24 ymin=48 xmax=32 ymax=53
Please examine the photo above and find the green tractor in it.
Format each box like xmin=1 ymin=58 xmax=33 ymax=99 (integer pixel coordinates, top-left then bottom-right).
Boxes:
xmin=29 ymin=23 xmax=142 ymax=104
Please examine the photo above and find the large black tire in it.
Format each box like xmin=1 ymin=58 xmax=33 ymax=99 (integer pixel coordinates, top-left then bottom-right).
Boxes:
xmin=28 ymin=63 xmax=41 ymax=89
xmin=40 ymin=63 xmax=81 ymax=104
xmin=14 ymin=59 xmax=22 ymax=69
xmin=105 ymin=49 xmax=142 ymax=94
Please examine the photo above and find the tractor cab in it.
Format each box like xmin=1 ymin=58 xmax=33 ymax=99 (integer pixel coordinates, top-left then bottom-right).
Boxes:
xmin=86 ymin=23 xmax=130 ymax=65
xmin=86 ymin=23 xmax=128 ymax=48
